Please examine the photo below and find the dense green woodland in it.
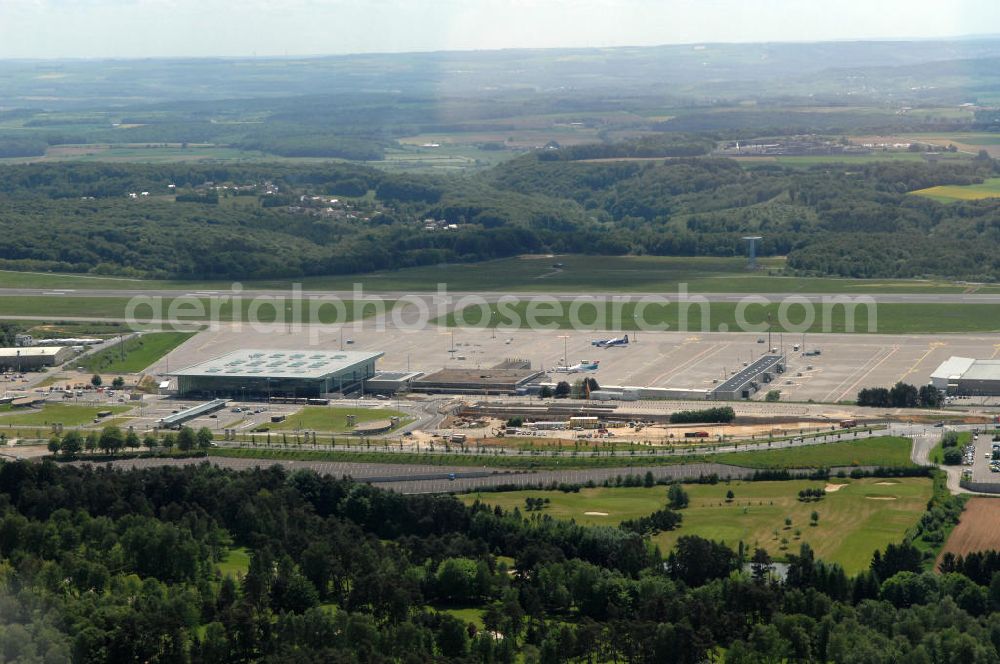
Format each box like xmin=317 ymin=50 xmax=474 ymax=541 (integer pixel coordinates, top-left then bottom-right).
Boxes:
xmin=0 ymin=461 xmax=994 ymax=663
xmin=0 ymin=154 xmax=998 ymax=280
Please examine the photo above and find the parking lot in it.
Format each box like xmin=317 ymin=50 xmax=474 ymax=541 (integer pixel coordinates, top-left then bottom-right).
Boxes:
xmin=968 ymin=430 xmax=1000 ymax=484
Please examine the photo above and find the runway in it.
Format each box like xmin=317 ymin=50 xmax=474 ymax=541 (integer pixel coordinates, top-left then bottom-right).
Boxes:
xmin=4 ymin=287 xmax=1000 ymax=305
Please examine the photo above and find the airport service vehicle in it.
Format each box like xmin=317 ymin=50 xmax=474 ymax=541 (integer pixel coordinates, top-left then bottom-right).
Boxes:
xmin=839 ymin=419 xmax=857 ymax=428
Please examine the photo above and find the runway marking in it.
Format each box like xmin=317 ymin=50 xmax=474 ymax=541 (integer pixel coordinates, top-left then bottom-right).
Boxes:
xmin=650 ymin=342 xmax=730 ymax=386
xmin=822 ymin=345 xmax=895 ymax=403
xmin=834 ymin=345 xmax=901 ymax=403
xmin=990 ymin=343 xmax=1000 ymax=359
xmin=900 ymin=342 xmax=945 ymax=380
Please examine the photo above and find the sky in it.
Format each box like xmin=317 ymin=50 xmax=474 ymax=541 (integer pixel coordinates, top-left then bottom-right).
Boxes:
xmin=0 ymin=0 xmax=998 ymax=59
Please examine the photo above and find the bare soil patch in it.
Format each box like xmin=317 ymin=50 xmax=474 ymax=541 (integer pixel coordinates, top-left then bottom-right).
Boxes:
xmin=938 ymin=498 xmax=1000 ymax=566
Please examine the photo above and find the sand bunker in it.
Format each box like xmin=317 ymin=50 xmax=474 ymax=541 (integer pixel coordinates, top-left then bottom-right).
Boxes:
xmin=584 ymin=511 xmax=609 ymax=516
xmin=825 ymin=483 xmax=848 ymax=492
xmin=866 ymin=496 xmax=897 ymax=501
xmin=875 ymin=481 xmax=898 ymax=486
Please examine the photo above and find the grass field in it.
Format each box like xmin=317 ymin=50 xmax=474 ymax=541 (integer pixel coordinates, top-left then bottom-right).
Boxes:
xmin=215 ymin=547 xmax=251 ymax=579
xmin=207 ymin=436 xmax=916 ymax=470
xmin=0 ymin=296 xmax=391 ymax=324
xmin=78 ymin=332 xmax=195 ymax=374
xmin=268 ymin=406 xmax=410 ymax=433
xmin=715 ymin=436 xmax=915 ymax=469
xmin=0 ymin=403 xmax=132 ymax=427
xmin=909 ymin=178 xmax=1000 ymax=203
xmin=442 ymin=299 xmax=1000 ymax=335
xmin=0 ymin=254 xmax=977 ymax=294
xmin=462 ymin=477 xmax=932 ymax=574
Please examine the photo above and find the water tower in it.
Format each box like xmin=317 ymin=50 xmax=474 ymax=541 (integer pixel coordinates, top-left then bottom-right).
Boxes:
xmin=742 ymin=236 xmax=762 ymax=270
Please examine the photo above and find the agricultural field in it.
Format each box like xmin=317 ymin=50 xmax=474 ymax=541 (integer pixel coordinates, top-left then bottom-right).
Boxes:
xmin=0 ymin=403 xmax=132 ymax=428
xmin=78 ymin=331 xmax=195 ymax=374
xmin=268 ymin=406 xmax=410 ymax=433
xmin=462 ymin=477 xmax=932 ymax=575
xmin=443 ymin=299 xmax=1000 ymax=335
xmin=909 ymin=178 xmax=1000 ymax=203
xmin=716 ymin=436 xmax=915 ymax=469
xmin=937 ymin=498 xmax=1000 ymax=564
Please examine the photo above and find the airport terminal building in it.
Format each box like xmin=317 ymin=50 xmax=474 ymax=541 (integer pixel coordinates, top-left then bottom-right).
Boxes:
xmin=170 ymin=349 xmax=383 ymax=398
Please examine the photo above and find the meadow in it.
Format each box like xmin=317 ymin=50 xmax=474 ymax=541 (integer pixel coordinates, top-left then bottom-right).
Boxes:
xmin=0 ymin=254 xmax=977 ymax=294
xmin=909 ymin=178 xmax=1000 ymax=203
xmin=461 ymin=477 xmax=933 ymax=575
xmin=78 ymin=331 xmax=195 ymax=374
xmin=442 ymin=299 xmax=1000 ymax=335
xmin=716 ymin=436 xmax=915 ymax=469
xmin=268 ymin=406 xmax=410 ymax=433
xmin=206 ymin=436 xmax=916 ymax=471
xmin=0 ymin=403 xmax=132 ymax=428
xmin=0 ymin=296 xmax=390 ymax=324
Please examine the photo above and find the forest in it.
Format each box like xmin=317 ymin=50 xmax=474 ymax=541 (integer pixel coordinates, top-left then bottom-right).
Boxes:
xmin=0 ymin=152 xmax=998 ymax=280
xmin=0 ymin=460 xmax=996 ymax=663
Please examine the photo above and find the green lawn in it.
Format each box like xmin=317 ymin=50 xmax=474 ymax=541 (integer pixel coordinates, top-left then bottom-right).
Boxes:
xmin=79 ymin=332 xmax=195 ymax=373
xmin=929 ymin=431 xmax=972 ymax=464
xmin=215 ymin=547 xmax=250 ymax=579
xmin=442 ymin=300 xmax=1000 ymax=335
xmin=268 ymin=406 xmax=410 ymax=433
xmin=462 ymin=477 xmax=932 ymax=575
xmin=715 ymin=436 xmax=915 ymax=469
xmin=0 ymin=403 xmax=132 ymax=427
xmin=0 ymin=254 xmax=978 ymax=294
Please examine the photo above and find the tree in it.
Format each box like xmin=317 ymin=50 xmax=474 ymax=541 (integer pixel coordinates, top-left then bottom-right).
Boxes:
xmin=765 ymin=390 xmax=780 ymax=402
xmin=725 ymin=489 xmax=735 ymax=503
xmin=196 ymin=427 xmax=214 ymax=450
xmin=667 ymin=535 xmax=737 ymax=587
xmin=751 ymin=548 xmax=773 ymax=583
xmin=84 ymin=431 xmax=99 ymax=454
xmin=553 ymin=381 xmax=571 ymax=398
xmin=667 ymin=484 xmax=690 ymax=509
xmin=162 ymin=432 xmax=176 ymax=451
xmin=584 ymin=377 xmax=599 ymax=393
xmin=111 ymin=376 xmax=125 ymax=389
xmin=538 ymin=386 xmax=553 ymax=399
xmin=125 ymin=430 xmax=140 ymax=451
xmin=643 ymin=471 xmax=655 ymax=488
xmin=176 ymin=427 xmax=196 ymax=452
xmin=810 ymin=510 xmax=820 ymax=527
xmin=60 ymin=430 xmax=83 ymax=456
xmin=90 ymin=374 xmax=102 ymax=388
xmin=99 ymin=425 xmax=125 ymax=455
xmin=943 ymin=448 xmax=963 ymax=465
xmin=143 ymin=434 xmax=158 ymax=452
xmin=918 ymin=384 xmax=943 ymax=408
xmin=47 ymin=436 xmax=61 ymax=454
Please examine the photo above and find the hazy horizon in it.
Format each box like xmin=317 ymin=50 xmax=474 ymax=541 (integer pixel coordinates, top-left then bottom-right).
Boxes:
xmin=1 ymin=0 xmax=999 ymax=59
